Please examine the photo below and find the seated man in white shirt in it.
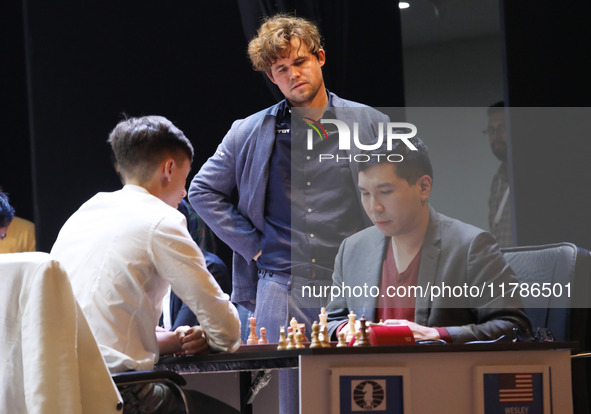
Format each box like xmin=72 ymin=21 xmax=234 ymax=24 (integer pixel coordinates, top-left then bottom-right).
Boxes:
xmin=51 ymin=115 xmax=241 ymax=414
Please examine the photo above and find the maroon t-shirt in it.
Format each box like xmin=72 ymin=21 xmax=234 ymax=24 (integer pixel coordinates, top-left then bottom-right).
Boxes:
xmin=376 ymin=238 xmax=421 ymax=322
xmin=375 ymin=238 xmax=451 ymax=342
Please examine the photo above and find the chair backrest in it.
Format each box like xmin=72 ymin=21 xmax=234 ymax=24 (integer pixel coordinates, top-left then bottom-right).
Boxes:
xmin=501 ymin=242 xmax=591 ymax=347
xmin=0 ymin=252 xmax=122 ymax=413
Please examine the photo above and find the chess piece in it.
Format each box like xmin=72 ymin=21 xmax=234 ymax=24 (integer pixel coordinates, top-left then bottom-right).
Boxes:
xmin=354 ymin=330 xmax=361 ymax=346
xmin=310 ymin=321 xmax=322 ymax=348
xmin=319 ymin=307 xmax=328 ymax=327
xmin=354 ymin=316 xmax=370 ymax=347
xmin=318 ymin=307 xmax=328 ymax=343
xmin=277 ymin=326 xmax=287 ymax=350
xmin=337 ymin=331 xmax=347 ymax=347
xmin=321 ymin=325 xmax=330 ymax=348
xmin=258 ymin=327 xmax=269 ymax=344
xmin=286 ymin=332 xmax=295 ymax=350
xmin=290 ymin=317 xmax=299 ymax=335
xmin=346 ymin=311 xmax=356 ymax=343
xmin=298 ymin=323 xmax=308 ymax=342
xmin=295 ymin=331 xmax=305 ymax=349
xmin=247 ymin=314 xmax=258 ymax=345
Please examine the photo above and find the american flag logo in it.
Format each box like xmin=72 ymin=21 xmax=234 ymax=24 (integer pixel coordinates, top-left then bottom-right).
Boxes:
xmin=498 ymin=373 xmax=533 ymax=403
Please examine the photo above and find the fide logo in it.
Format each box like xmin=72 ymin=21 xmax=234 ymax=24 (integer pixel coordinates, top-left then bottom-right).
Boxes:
xmin=351 ymin=379 xmax=386 ymax=411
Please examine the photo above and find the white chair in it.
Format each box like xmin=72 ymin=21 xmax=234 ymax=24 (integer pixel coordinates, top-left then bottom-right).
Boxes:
xmin=0 ymin=252 xmax=122 ymax=413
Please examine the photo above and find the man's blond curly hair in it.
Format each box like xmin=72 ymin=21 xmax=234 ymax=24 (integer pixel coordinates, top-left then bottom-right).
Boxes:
xmin=248 ymin=14 xmax=323 ymax=72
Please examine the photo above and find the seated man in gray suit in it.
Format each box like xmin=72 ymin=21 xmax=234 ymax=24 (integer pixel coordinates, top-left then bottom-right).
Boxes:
xmin=326 ymin=138 xmax=530 ymax=343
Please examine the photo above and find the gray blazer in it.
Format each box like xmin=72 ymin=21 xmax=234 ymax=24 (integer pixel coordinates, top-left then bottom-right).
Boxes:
xmin=189 ymin=92 xmax=389 ymax=309
xmin=326 ymin=206 xmax=530 ymax=343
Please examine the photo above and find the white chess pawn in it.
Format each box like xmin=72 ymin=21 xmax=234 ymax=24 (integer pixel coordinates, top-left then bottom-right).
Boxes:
xmin=310 ymin=321 xmax=321 ymax=348
xmin=277 ymin=326 xmax=287 ymax=350
xmin=247 ymin=314 xmax=258 ymax=345
xmin=286 ymin=332 xmax=295 ymax=350
xmin=258 ymin=327 xmax=269 ymax=344
xmin=337 ymin=331 xmax=347 ymax=348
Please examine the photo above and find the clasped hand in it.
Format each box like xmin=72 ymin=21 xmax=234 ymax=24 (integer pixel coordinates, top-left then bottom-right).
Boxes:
xmin=173 ymin=325 xmax=209 ymax=356
xmin=156 ymin=325 xmax=210 ymax=356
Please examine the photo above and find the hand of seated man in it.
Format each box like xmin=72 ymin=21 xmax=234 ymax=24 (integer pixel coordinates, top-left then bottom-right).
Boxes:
xmin=174 ymin=325 xmax=210 ymax=355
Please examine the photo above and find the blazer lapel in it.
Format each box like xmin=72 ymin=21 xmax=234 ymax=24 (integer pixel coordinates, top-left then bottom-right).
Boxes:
xmin=248 ymin=111 xmax=280 ymax=229
xmin=369 ymin=232 xmax=388 ymax=298
xmin=357 ymin=231 xmax=388 ymax=319
xmin=330 ymin=103 xmax=373 ymax=227
xmin=415 ymin=207 xmax=441 ymax=326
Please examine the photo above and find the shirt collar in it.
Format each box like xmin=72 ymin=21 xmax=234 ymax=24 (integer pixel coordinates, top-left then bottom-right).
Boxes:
xmin=122 ymin=184 xmax=150 ymax=194
xmin=277 ymin=89 xmax=333 ymax=122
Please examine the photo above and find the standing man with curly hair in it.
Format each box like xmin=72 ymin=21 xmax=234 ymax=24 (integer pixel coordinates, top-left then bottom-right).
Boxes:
xmin=190 ymin=14 xmax=388 ymax=413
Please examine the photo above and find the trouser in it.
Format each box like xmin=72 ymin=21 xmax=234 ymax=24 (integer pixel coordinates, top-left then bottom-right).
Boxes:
xmin=253 ymin=269 xmax=332 ymax=343
xmin=254 ymin=269 xmax=332 ymax=414
xmin=118 ymin=383 xmax=176 ymax=414
xmin=118 ymin=382 xmax=239 ymax=414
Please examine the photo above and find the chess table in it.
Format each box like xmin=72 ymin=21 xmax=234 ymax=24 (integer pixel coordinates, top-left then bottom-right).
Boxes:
xmin=156 ymin=341 xmax=575 ymax=413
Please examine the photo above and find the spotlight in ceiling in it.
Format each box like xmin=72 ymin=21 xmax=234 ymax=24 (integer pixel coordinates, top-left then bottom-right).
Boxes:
xmin=399 ymin=2 xmax=410 ymax=9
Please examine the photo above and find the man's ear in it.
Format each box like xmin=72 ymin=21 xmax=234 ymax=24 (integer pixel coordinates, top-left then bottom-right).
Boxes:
xmin=417 ymin=175 xmax=432 ymax=200
xmin=161 ymin=158 xmax=175 ymax=182
xmin=266 ymin=70 xmax=277 ymax=85
xmin=317 ymin=49 xmax=326 ymax=67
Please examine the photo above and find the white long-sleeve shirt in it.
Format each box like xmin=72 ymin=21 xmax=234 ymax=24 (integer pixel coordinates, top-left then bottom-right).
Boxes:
xmin=51 ymin=185 xmax=240 ymax=372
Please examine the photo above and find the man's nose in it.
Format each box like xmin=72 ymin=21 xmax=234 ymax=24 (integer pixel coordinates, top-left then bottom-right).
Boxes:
xmin=289 ymin=66 xmax=301 ymax=79
xmin=182 ymin=188 xmax=187 ymax=198
xmin=370 ymin=197 xmax=384 ymax=213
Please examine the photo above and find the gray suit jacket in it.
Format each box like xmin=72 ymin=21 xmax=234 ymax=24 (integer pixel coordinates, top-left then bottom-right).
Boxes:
xmin=326 ymin=206 xmax=530 ymax=343
xmin=189 ymin=92 xmax=389 ymax=310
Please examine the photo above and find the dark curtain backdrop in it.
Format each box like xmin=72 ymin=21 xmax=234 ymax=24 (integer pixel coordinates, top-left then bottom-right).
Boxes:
xmin=21 ymin=1 xmax=268 ymax=252
xmin=1 ymin=1 xmax=33 ymax=221
xmin=501 ymin=3 xmax=591 ymax=410
xmin=501 ymin=0 xmax=591 ymax=250
xmin=17 ymin=0 xmax=404 ymax=253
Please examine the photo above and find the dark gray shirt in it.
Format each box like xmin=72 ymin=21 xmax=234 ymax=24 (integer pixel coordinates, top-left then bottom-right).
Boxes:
xmin=258 ymin=98 xmax=365 ymax=280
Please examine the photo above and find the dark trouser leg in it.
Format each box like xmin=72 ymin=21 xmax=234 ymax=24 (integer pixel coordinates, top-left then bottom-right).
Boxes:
xmin=119 ymin=382 xmax=239 ymax=414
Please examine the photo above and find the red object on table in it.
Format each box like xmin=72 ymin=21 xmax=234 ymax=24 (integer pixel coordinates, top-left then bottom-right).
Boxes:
xmin=367 ymin=325 xmax=415 ymax=345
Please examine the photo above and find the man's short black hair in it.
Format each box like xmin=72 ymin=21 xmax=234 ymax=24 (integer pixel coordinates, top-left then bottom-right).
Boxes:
xmin=0 ymin=192 xmax=15 ymax=227
xmin=358 ymin=137 xmax=433 ymax=185
xmin=107 ymin=115 xmax=193 ymax=183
